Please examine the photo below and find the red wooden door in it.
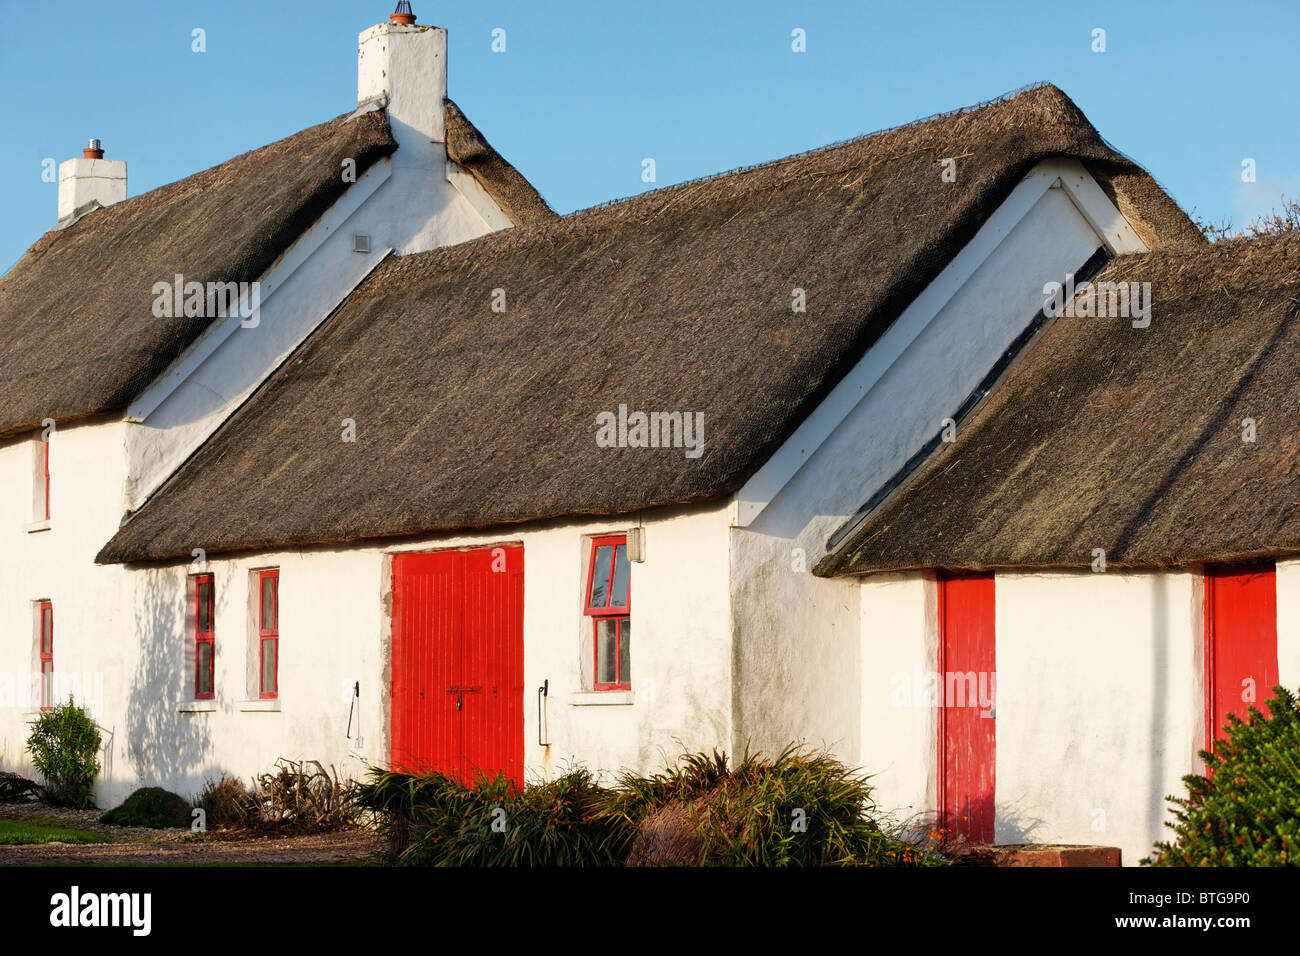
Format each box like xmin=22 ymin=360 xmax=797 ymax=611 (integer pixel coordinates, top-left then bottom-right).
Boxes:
xmin=1205 ymin=564 xmax=1278 ymax=751
xmin=459 ymin=546 xmax=525 ymax=785
xmin=938 ymin=572 xmax=996 ymax=844
xmin=391 ymin=547 xmax=524 ymax=785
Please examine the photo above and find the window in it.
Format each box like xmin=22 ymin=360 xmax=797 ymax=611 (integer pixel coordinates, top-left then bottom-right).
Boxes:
xmin=258 ymin=569 xmax=279 ymax=698
xmin=194 ymin=574 xmax=215 ymax=699
xmin=584 ymin=535 xmax=630 ymax=690
xmin=38 ymin=601 xmax=53 ymax=710
xmin=41 ymin=440 xmax=50 ymax=521
xmin=29 ymin=437 xmax=50 ymax=524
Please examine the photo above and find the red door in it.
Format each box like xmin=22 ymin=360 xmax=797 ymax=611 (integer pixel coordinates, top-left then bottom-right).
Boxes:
xmin=938 ymin=572 xmax=996 ymax=844
xmin=391 ymin=546 xmax=525 ymax=784
xmin=1205 ymin=563 xmax=1278 ymax=751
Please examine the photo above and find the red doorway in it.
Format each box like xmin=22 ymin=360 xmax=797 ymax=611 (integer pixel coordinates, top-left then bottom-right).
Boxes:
xmin=390 ymin=546 xmax=525 ymax=784
xmin=937 ymin=572 xmax=996 ymax=843
xmin=1204 ymin=563 xmax=1278 ymax=752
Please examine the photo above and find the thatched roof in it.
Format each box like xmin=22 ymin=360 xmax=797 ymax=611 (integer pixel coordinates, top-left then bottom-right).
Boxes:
xmin=98 ymin=84 xmax=1202 ymax=565
xmin=444 ymin=99 xmax=555 ymax=225
xmin=0 ymin=112 xmax=398 ymax=440
xmin=819 ymin=232 xmax=1300 ymax=576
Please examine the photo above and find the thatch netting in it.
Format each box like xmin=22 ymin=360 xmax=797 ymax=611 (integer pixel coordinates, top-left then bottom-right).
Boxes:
xmin=99 ymin=84 xmax=1200 ymax=564
xmin=821 ymin=231 xmax=1300 ymax=575
xmin=0 ymin=111 xmax=398 ymax=439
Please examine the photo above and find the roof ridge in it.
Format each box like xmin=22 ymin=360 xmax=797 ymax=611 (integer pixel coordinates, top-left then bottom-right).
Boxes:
xmin=574 ymin=82 xmax=1075 ymax=219
xmin=361 ymin=83 xmax=1115 ymax=292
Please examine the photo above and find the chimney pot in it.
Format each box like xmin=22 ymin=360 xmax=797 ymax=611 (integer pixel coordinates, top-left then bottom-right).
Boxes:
xmin=390 ymin=1 xmax=416 ymax=25
xmin=58 ymin=143 xmax=126 ymax=221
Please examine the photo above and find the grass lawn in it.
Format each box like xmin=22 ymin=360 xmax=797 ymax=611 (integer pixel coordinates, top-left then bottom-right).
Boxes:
xmin=0 ymin=817 xmax=110 ymax=845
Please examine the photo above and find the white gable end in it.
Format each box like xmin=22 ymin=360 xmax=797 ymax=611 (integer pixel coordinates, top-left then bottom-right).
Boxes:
xmin=733 ymin=158 xmax=1147 ymax=540
xmin=728 ymin=159 xmax=1153 ymax=801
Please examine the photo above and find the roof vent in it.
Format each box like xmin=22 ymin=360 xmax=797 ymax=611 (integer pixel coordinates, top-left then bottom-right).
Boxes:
xmin=83 ymin=138 xmax=104 ymax=159
xmin=390 ymin=1 xmax=416 ymax=25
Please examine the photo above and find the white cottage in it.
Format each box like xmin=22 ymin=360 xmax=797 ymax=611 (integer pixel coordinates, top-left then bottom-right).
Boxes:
xmin=4 ymin=6 xmax=1284 ymax=868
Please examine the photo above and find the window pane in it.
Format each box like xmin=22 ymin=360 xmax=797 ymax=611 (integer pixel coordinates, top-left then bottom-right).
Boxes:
xmin=41 ymin=607 xmax=52 ymax=653
xmin=610 ymin=544 xmax=630 ymax=607
xmin=618 ymin=619 xmax=631 ymax=685
xmin=197 ymin=580 xmax=212 ymax=633
xmin=197 ymin=643 xmax=213 ymax=695
xmin=595 ymin=619 xmax=617 ymax=685
xmin=261 ymin=575 xmax=277 ymax=631
xmin=261 ymin=638 xmax=277 ymax=695
xmin=42 ymin=662 xmax=53 ymax=707
xmin=588 ymin=546 xmax=613 ymax=607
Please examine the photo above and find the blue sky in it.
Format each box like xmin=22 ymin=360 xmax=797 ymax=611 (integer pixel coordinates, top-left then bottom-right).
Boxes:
xmin=2 ymin=0 xmax=1298 ymax=272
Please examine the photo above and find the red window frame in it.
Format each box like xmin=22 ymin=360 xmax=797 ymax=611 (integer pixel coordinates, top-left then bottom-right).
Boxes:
xmin=258 ymin=569 xmax=279 ymax=699
xmin=194 ymin=573 xmax=215 ymax=700
xmin=39 ymin=601 xmax=53 ymax=710
xmin=584 ymin=535 xmax=630 ymax=691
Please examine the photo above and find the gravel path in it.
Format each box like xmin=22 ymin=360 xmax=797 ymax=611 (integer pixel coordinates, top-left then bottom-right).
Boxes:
xmin=0 ymin=803 xmax=384 ymax=865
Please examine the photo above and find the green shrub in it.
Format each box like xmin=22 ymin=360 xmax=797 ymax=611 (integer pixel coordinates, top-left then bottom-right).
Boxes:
xmin=606 ymin=747 xmax=945 ymax=867
xmin=25 ymin=697 xmax=101 ymax=809
xmin=359 ymin=748 xmax=945 ymax=867
xmin=100 ymin=787 xmax=193 ymax=828
xmin=359 ymin=766 xmax=623 ymax=866
xmin=195 ymin=774 xmax=254 ymax=828
xmin=1147 ymin=685 xmax=1300 ymax=866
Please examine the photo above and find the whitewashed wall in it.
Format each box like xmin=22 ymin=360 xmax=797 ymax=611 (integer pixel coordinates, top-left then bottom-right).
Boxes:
xmin=1273 ymin=558 xmax=1300 ymax=691
xmin=856 ymin=567 xmax=1300 ymax=866
xmin=729 ymin=162 xmax=1125 ymax=775
xmin=994 ymin=570 xmax=1201 ymax=864
xmin=857 ymin=572 xmax=936 ymax=832
xmin=1 ymin=500 xmax=732 ymax=806
xmin=0 ymin=422 xmax=135 ymax=804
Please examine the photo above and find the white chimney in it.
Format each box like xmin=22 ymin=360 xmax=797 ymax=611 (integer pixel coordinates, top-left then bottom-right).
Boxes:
xmin=355 ymin=5 xmax=462 ymax=256
xmin=58 ymin=139 xmax=127 ymax=221
xmin=357 ymin=6 xmax=447 ymax=147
